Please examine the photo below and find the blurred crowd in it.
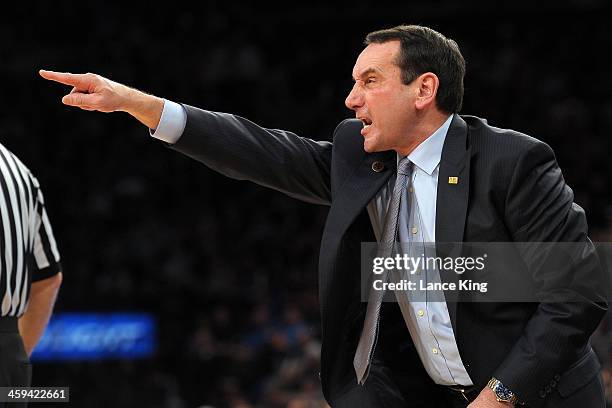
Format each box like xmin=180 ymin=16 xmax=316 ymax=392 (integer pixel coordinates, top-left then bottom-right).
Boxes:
xmin=1 ymin=1 xmax=612 ymax=407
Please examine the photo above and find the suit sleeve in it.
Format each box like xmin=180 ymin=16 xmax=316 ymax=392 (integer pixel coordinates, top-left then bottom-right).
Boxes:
xmin=493 ymin=141 xmax=607 ymax=406
xmin=167 ymin=104 xmax=333 ymax=206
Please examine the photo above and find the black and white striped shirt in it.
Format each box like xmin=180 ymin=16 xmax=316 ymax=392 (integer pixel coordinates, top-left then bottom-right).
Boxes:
xmin=0 ymin=142 xmax=61 ymax=317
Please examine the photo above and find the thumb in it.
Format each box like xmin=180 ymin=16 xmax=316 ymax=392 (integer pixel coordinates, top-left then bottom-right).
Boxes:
xmin=61 ymin=92 xmax=96 ymax=108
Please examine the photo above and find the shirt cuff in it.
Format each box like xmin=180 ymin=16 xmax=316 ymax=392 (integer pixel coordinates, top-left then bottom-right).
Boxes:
xmin=149 ymin=99 xmax=187 ymax=144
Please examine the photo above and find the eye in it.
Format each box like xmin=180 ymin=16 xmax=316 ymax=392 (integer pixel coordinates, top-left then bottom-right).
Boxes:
xmin=366 ymin=77 xmax=376 ymax=84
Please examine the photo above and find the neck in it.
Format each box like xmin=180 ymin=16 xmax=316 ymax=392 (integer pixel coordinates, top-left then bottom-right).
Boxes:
xmin=395 ymin=110 xmax=451 ymax=157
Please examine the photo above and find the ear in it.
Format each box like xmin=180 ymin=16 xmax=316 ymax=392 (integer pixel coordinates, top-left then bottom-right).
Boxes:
xmin=414 ymin=72 xmax=439 ymax=111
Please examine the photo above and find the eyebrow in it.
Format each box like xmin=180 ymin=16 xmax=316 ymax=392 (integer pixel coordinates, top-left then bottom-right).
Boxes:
xmin=352 ymin=67 xmax=382 ymax=82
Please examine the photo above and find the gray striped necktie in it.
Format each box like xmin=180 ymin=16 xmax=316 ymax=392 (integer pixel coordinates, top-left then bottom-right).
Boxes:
xmin=354 ymin=157 xmax=413 ymax=384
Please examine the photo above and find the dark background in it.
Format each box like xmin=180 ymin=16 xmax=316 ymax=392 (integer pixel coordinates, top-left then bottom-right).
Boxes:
xmin=1 ymin=1 xmax=612 ymax=407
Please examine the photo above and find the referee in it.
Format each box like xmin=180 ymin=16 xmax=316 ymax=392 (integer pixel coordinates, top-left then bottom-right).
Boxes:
xmin=0 ymin=141 xmax=62 ymax=391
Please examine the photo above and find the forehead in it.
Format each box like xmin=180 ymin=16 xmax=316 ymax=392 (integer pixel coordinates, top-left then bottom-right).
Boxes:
xmin=352 ymin=40 xmax=400 ymax=78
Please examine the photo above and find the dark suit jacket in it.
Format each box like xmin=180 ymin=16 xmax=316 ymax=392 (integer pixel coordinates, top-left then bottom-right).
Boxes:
xmin=169 ymin=106 xmax=607 ymax=407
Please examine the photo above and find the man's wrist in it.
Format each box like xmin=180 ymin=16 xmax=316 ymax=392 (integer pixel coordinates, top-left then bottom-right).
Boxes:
xmin=487 ymin=377 xmax=519 ymax=405
xmin=123 ymin=89 xmax=164 ymax=130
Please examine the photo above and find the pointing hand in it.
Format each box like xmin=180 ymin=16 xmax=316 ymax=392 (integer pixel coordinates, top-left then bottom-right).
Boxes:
xmin=39 ymin=70 xmax=164 ymax=129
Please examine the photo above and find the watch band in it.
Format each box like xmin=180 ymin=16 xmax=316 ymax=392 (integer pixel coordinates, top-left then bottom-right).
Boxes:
xmin=487 ymin=377 xmax=518 ymax=404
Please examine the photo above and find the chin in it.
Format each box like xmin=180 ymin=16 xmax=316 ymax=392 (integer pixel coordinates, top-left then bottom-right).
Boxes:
xmin=363 ymin=140 xmax=383 ymax=153
xmin=363 ymin=136 xmax=377 ymax=153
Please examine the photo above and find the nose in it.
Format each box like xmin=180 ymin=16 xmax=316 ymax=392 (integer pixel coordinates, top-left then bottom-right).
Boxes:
xmin=345 ymin=82 xmax=364 ymax=111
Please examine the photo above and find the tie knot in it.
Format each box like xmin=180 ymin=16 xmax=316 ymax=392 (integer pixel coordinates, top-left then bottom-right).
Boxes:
xmin=397 ymin=157 xmax=413 ymax=176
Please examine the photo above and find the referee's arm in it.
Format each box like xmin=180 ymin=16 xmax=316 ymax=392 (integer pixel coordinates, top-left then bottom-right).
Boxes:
xmin=18 ymin=272 xmax=62 ymax=356
xmin=18 ymin=179 xmax=63 ymax=357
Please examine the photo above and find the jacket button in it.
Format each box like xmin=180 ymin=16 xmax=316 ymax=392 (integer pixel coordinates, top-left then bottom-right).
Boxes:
xmin=551 ymin=380 xmax=557 ymax=388
xmin=554 ymin=374 xmax=561 ymax=381
xmin=371 ymin=161 xmax=385 ymax=172
xmin=539 ymin=389 xmax=546 ymax=398
xmin=545 ymin=385 xmax=551 ymax=394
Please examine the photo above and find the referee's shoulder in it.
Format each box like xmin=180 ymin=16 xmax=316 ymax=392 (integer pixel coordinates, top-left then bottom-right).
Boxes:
xmin=0 ymin=142 xmax=40 ymax=187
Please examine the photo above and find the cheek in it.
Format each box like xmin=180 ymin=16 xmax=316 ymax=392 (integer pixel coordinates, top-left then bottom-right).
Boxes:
xmin=388 ymin=97 xmax=413 ymax=125
xmin=377 ymin=106 xmax=405 ymax=133
xmin=371 ymin=92 xmax=409 ymax=121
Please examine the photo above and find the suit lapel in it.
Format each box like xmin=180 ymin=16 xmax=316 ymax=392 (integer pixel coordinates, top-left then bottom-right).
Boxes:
xmin=319 ymin=150 xmax=395 ymax=305
xmin=435 ymin=114 xmax=471 ymax=331
xmin=326 ymin=151 xmax=396 ymax=237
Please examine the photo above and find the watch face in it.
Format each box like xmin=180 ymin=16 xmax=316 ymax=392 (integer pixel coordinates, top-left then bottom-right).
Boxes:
xmin=495 ymin=383 xmax=514 ymax=400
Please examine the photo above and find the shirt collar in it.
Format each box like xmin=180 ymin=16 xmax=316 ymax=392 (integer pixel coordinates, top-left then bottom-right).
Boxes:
xmin=397 ymin=114 xmax=454 ymax=176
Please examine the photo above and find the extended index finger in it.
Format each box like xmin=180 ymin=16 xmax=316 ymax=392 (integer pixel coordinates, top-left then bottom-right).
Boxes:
xmin=39 ymin=70 xmax=92 ymax=89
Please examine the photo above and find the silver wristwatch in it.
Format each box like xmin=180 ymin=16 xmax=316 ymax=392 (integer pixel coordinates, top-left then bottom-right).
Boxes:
xmin=487 ymin=377 xmax=518 ymax=404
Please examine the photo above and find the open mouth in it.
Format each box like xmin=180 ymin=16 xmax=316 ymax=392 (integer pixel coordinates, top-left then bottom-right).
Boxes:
xmin=359 ymin=117 xmax=372 ymax=131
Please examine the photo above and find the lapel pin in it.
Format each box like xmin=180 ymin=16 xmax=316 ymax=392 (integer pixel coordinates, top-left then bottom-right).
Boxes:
xmin=448 ymin=176 xmax=458 ymax=184
xmin=371 ymin=161 xmax=385 ymax=173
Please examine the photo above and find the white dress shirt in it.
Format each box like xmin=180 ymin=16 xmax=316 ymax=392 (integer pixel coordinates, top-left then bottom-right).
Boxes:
xmin=151 ymin=101 xmax=472 ymax=386
xmin=366 ymin=115 xmax=472 ymax=386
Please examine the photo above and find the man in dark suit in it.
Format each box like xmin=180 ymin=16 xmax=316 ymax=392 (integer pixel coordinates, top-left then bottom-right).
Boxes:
xmin=40 ymin=24 xmax=607 ymax=407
